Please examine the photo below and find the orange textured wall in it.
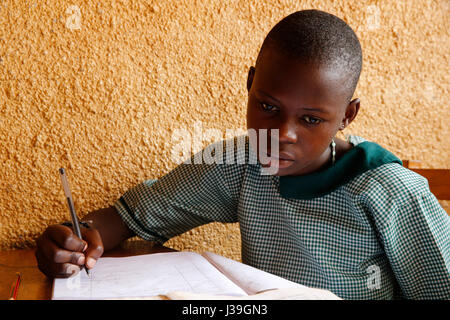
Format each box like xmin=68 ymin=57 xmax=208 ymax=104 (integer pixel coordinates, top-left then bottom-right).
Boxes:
xmin=0 ymin=1 xmax=448 ymax=259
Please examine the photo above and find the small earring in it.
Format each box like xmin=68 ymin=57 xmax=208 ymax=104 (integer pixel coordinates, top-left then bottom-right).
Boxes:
xmin=330 ymin=139 xmax=336 ymax=165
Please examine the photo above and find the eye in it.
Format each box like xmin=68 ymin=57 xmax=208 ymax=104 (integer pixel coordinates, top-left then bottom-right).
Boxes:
xmin=260 ymin=102 xmax=279 ymax=113
xmin=302 ymin=115 xmax=323 ymax=125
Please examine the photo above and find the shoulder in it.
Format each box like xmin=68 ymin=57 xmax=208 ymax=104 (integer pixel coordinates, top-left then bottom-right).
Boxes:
xmin=344 ymin=162 xmax=440 ymax=229
xmin=367 ymin=163 xmax=429 ymax=198
xmin=346 ymin=162 xmax=431 ymax=206
xmin=343 ymin=135 xmax=429 ymax=200
xmin=198 ymin=135 xmax=260 ymax=196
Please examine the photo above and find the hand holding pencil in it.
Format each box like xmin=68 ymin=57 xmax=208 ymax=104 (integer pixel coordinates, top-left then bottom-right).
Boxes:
xmin=34 ymin=169 xmax=104 ymax=278
xmin=59 ymin=168 xmax=92 ymax=277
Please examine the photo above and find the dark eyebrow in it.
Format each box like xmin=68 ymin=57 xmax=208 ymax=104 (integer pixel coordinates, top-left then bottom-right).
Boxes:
xmin=256 ymin=90 xmax=329 ymax=114
xmin=301 ymin=107 xmax=328 ymax=113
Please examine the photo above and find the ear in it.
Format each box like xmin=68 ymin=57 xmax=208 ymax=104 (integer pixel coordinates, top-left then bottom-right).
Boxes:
xmin=339 ymin=98 xmax=360 ymax=130
xmin=247 ymin=66 xmax=255 ymax=92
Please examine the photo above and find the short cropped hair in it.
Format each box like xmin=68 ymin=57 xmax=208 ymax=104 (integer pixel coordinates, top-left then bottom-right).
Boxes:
xmin=256 ymin=10 xmax=363 ymax=101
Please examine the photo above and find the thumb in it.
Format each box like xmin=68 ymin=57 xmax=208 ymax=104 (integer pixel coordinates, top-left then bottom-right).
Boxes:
xmin=81 ymin=228 xmax=104 ymax=269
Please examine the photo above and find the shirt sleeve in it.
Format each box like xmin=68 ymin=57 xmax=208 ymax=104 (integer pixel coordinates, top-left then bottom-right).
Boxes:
xmin=379 ymin=191 xmax=450 ymax=299
xmin=113 ymin=141 xmax=243 ymax=244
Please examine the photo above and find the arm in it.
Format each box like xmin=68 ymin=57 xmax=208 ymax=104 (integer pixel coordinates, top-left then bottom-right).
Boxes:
xmin=113 ymin=161 xmax=241 ymax=244
xmin=379 ymin=191 xmax=450 ymax=299
xmin=111 ymin=137 xmax=246 ymax=243
xmin=82 ymin=205 xmax=135 ymax=251
xmin=36 ymin=137 xmax=245 ymax=278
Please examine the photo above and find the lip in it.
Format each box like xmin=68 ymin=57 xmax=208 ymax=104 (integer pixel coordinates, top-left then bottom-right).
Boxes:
xmin=265 ymin=150 xmax=295 ymax=170
xmin=267 ymin=150 xmax=296 ymax=161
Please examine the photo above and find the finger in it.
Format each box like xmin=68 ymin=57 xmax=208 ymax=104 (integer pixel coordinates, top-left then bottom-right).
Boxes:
xmin=81 ymin=228 xmax=104 ymax=269
xmin=36 ymin=249 xmax=81 ymax=278
xmin=37 ymin=235 xmax=86 ymax=265
xmin=45 ymin=224 xmax=87 ymax=252
xmin=36 ymin=233 xmax=85 ymax=265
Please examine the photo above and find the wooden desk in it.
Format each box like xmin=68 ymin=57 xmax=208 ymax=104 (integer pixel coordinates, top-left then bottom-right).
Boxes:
xmin=0 ymin=241 xmax=175 ymax=300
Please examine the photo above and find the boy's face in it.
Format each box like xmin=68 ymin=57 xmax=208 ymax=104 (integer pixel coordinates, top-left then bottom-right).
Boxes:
xmin=246 ymin=48 xmax=359 ymax=176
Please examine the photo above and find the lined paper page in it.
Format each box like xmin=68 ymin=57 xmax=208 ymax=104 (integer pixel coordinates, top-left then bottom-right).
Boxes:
xmin=202 ymin=252 xmax=341 ymax=299
xmin=52 ymin=252 xmax=247 ymax=299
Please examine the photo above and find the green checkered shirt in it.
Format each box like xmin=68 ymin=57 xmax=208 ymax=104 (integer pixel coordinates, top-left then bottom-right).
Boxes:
xmin=114 ymin=135 xmax=450 ymax=300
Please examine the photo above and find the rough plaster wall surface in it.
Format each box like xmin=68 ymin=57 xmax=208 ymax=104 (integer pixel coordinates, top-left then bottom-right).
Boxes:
xmin=0 ymin=1 xmax=448 ymax=259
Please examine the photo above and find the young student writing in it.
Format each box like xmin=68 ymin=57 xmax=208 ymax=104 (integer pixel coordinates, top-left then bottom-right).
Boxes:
xmin=35 ymin=10 xmax=449 ymax=299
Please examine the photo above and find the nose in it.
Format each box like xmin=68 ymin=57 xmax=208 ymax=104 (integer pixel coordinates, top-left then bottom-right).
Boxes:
xmin=277 ymin=119 xmax=297 ymax=144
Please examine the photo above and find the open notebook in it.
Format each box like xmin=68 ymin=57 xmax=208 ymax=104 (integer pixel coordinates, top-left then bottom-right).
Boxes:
xmin=52 ymin=251 xmax=341 ymax=300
